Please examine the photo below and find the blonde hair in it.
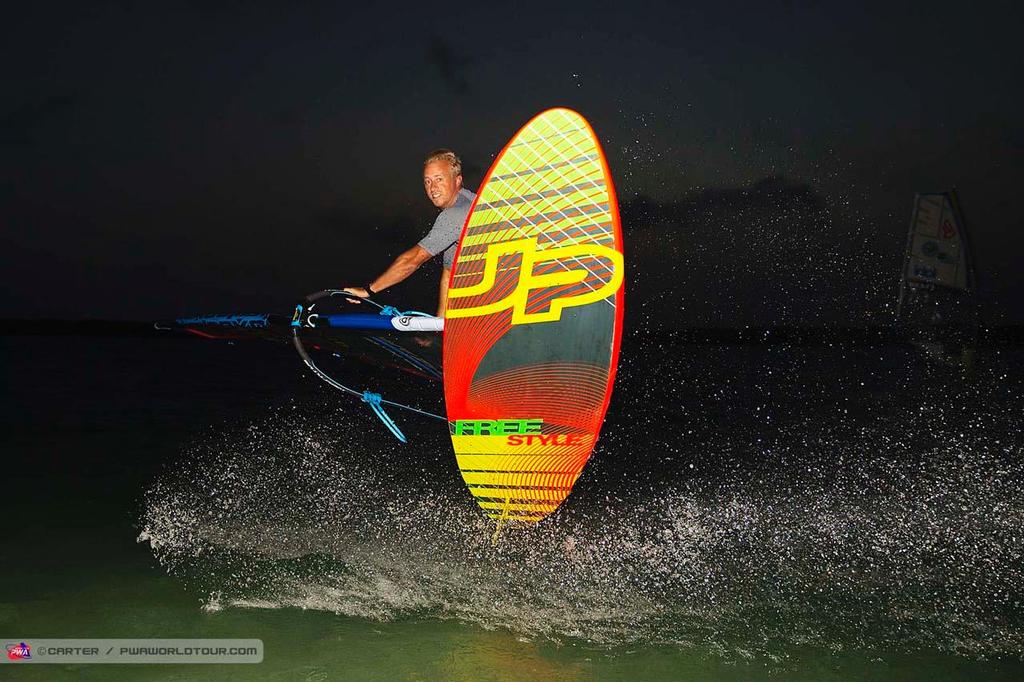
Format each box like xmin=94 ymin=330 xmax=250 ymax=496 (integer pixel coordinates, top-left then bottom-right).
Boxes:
xmin=424 ymin=149 xmax=462 ymax=177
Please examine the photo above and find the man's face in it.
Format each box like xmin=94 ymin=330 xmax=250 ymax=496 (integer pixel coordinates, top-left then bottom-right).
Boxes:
xmin=423 ymin=161 xmax=462 ymax=209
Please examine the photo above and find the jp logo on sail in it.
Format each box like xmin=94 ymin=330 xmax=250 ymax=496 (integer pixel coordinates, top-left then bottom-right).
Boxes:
xmin=446 ymin=236 xmax=624 ymax=325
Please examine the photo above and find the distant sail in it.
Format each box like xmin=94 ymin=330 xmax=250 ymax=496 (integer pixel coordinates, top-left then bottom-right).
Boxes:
xmin=902 ymin=192 xmax=973 ymax=291
xmin=897 ymin=191 xmax=975 ymax=322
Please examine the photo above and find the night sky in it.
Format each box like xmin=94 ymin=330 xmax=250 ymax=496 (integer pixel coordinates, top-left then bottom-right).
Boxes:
xmin=3 ymin=1 xmax=1021 ymax=323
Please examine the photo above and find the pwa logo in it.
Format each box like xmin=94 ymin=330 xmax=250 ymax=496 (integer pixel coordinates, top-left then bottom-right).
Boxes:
xmin=448 ymin=236 xmax=623 ymax=325
xmin=913 ymin=265 xmax=937 ymax=280
xmin=6 ymin=641 xmax=31 ymax=660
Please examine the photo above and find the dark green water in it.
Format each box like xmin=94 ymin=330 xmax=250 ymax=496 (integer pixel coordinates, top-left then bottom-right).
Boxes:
xmin=2 ymin=336 xmax=1022 ymax=680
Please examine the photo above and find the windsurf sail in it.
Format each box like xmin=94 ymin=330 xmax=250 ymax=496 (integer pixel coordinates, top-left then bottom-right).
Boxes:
xmin=896 ymin=191 xmax=976 ymax=325
xmin=157 ymin=292 xmax=445 ymax=441
xmin=443 ymin=107 xmax=624 ymax=530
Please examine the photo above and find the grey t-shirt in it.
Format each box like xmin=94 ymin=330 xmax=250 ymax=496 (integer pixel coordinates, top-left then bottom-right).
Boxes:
xmin=418 ymin=188 xmax=476 ymax=269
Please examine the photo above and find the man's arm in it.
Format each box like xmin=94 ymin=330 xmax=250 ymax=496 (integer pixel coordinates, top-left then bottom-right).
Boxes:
xmin=343 ymin=244 xmax=433 ymax=299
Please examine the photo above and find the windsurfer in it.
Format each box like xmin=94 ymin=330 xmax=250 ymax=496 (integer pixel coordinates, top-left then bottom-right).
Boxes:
xmin=342 ymin=149 xmax=476 ymax=316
